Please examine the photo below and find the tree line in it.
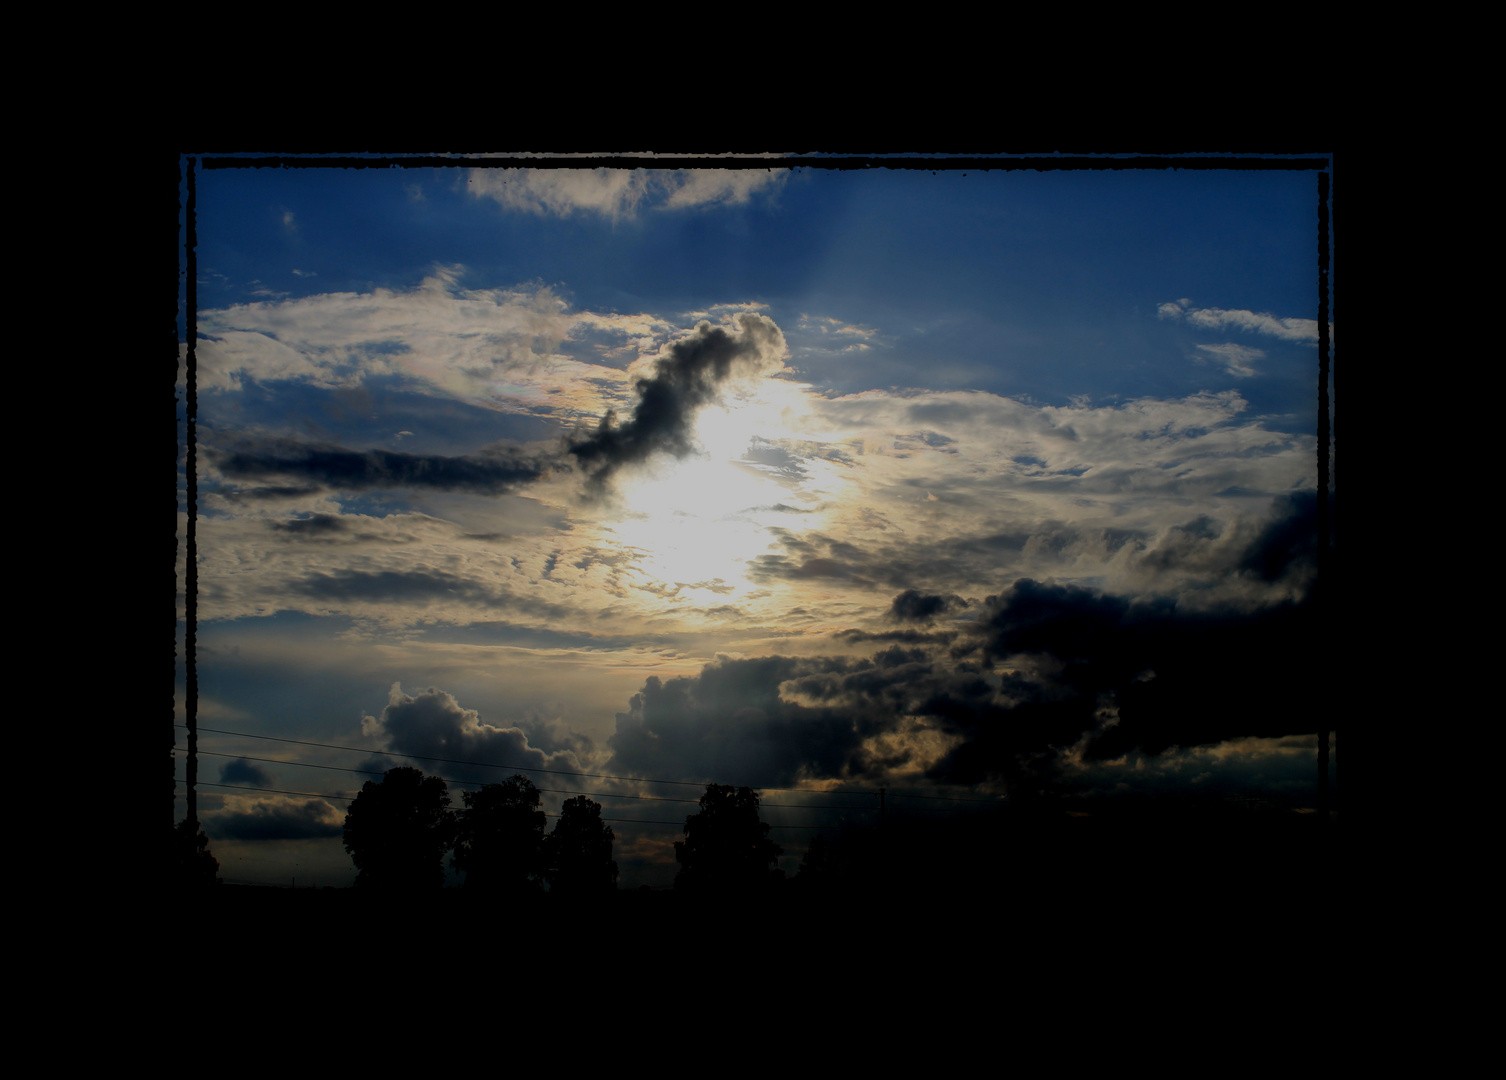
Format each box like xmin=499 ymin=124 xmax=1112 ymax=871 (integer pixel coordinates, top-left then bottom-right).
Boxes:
xmin=341 ymin=767 xmax=618 ymax=895
xmin=173 ymin=765 xmax=795 ymax=892
xmin=342 ymin=767 xmax=785 ymax=895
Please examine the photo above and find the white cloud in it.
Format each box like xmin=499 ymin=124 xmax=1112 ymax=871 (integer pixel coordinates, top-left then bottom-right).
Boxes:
xmin=1159 ymin=298 xmax=1327 ymax=343
xmin=468 ymin=168 xmax=652 ymax=219
xmin=195 ymin=270 xmax=624 ymax=412
xmin=794 ymin=314 xmax=884 ymax=358
xmin=660 ymin=169 xmax=784 ymax=209
xmin=467 ymin=168 xmax=785 ymax=219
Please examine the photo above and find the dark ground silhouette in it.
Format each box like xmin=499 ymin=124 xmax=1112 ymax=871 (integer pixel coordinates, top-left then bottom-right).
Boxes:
xmin=196 ymin=796 xmax=1336 ymax=969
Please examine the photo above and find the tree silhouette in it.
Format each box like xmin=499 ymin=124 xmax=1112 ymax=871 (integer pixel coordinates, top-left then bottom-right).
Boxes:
xmin=795 ymin=832 xmax=836 ymax=890
xmin=343 ymin=767 xmax=453 ymax=890
xmin=174 ymin=818 xmax=220 ymax=887
xmin=544 ymin=796 xmax=618 ymax=897
xmin=675 ymin=784 xmax=783 ymax=895
xmin=452 ymin=774 xmax=546 ymax=893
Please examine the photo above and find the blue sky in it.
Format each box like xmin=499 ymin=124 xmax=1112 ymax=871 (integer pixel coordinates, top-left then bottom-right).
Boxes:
xmin=177 ymin=155 xmax=1334 ymax=887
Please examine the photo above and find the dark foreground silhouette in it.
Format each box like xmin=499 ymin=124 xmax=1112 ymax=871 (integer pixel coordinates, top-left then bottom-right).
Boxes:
xmin=195 ymin=795 xmax=1337 ymax=968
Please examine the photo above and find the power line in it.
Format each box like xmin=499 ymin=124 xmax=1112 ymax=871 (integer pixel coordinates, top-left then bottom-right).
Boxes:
xmin=175 ymin=746 xmax=893 ymax=818
xmin=183 ymin=724 xmax=718 ymax=789
xmin=181 ymin=780 xmax=360 ymax=802
xmin=178 ymin=724 xmax=1002 ymax=803
xmin=175 ymin=746 xmax=712 ymax=806
xmin=175 ymin=748 xmax=386 ymax=779
xmin=172 ymin=779 xmax=829 ymax=829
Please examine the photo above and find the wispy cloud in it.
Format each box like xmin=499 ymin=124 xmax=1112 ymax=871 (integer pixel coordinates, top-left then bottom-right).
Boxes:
xmin=1194 ymin=342 xmax=1264 ymax=378
xmin=794 ymin=314 xmax=883 ymax=355
xmin=467 ymin=168 xmax=785 ymax=220
xmin=195 ymin=270 xmax=614 ymax=411
xmin=1159 ymin=298 xmax=1326 ymax=343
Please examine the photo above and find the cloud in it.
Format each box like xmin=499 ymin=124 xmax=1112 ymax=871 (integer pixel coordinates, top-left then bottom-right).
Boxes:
xmin=1158 ymin=298 xmax=1325 ymax=343
xmin=1194 ymin=343 xmax=1264 ymax=378
xmin=740 ymin=438 xmax=811 ymax=481
xmin=467 ymin=168 xmax=785 ymax=219
xmin=205 ymin=312 xmax=794 ymax=504
xmin=888 ymin=589 xmax=967 ymax=623
xmin=362 ymin=683 xmax=592 ymax=785
xmin=296 ymin=569 xmax=503 ymax=606
xmin=1236 ymin=490 xmax=1328 ymax=584
xmin=220 ymin=759 xmax=274 ymax=787
xmin=214 ymin=439 xmax=557 ymax=495
xmin=190 ymin=372 xmax=1314 ymax=636
xmin=568 ymin=313 xmax=787 ymax=491
xmin=607 ymin=655 xmax=896 ymax=787
xmin=794 ymin=314 xmax=882 ymax=355
xmin=208 ymin=798 xmax=344 ymax=841
xmin=661 ymin=170 xmax=786 ymax=209
xmin=195 ymin=273 xmax=577 ymax=396
xmin=605 ymin=493 xmax=1327 ymax=791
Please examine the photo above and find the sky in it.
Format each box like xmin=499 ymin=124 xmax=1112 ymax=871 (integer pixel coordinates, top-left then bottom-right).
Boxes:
xmin=176 ymin=154 xmax=1335 ymax=889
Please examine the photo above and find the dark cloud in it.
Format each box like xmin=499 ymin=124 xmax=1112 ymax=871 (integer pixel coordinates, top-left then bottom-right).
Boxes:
xmin=220 ymin=759 xmax=274 ymax=787
xmin=746 ymin=529 xmax=874 ymax=587
xmin=888 ymin=589 xmax=966 ymax=623
xmin=568 ymin=313 xmax=786 ymax=490
xmin=1125 ymin=491 xmax=1329 ymax=588
xmin=609 ymin=494 xmax=1327 ymax=792
xmin=269 ymin=513 xmax=348 ymax=538
xmin=209 ymin=799 xmax=343 ymax=841
xmin=1085 ymin=598 xmax=1318 ymax=759
xmin=215 ymin=439 xmax=554 ymax=495
xmin=364 ymin=684 xmax=591 ymax=786
xmin=608 ymin=655 xmax=894 ymax=787
xmin=1238 ymin=490 xmax=1328 ymax=583
xmin=971 ymin=579 xmax=1138 ymax=673
xmin=925 ymin=567 xmax=1320 ymax=781
xmin=235 ymin=483 xmax=325 ymax=500
xmin=834 ymin=628 xmax=958 ymax=645
xmin=290 ymin=568 xmax=566 ymax=620
xmin=296 ymin=569 xmax=498 ymax=605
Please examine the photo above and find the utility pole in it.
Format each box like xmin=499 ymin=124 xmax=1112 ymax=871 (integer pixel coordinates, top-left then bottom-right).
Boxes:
xmin=1316 ymin=167 xmax=1332 ymax=824
xmin=182 ymin=155 xmax=199 ymax=836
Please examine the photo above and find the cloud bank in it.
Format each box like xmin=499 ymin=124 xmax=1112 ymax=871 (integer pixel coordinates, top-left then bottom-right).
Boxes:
xmin=606 ymin=492 xmax=1328 ymax=793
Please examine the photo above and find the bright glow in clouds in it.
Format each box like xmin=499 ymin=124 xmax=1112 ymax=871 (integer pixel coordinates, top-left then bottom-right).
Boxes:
xmin=606 ymin=390 xmax=817 ymax=593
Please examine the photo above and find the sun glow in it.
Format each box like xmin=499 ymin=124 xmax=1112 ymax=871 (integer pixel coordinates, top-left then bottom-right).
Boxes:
xmin=607 ymin=392 xmax=811 ymax=593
